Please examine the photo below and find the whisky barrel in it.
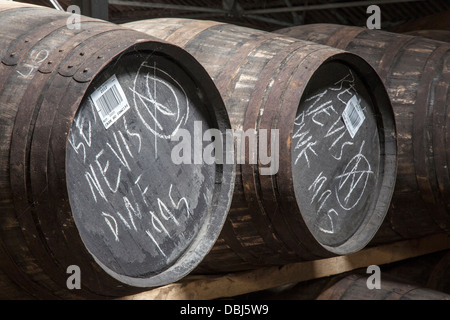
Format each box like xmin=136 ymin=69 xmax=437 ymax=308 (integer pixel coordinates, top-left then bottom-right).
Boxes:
xmin=278 ymin=24 xmax=450 ymax=244
xmin=390 ymin=10 xmax=450 ymax=33
xmin=405 ymin=30 xmax=450 ymax=42
xmin=317 ymin=274 xmax=450 ymax=300
xmin=0 ymin=3 xmax=233 ymax=299
xmin=231 ymin=268 xmax=450 ymax=300
xmin=381 ymin=250 xmax=450 ymax=294
xmin=124 ymin=19 xmax=397 ymax=273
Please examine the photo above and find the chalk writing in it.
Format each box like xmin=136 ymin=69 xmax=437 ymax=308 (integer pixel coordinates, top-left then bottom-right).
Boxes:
xmin=16 ymin=49 xmax=49 ymax=79
xmin=335 ymin=141 xmax=373 ymax=211
xmin=130 ymin=61 xmax=190 ymax=141
xmin=308 ymin=172 xmax=339 ymax=235
xmin=295 ymin=68 xmax=374 ymax=236
xmin=68 ymin=63 xmax=197 ymax=261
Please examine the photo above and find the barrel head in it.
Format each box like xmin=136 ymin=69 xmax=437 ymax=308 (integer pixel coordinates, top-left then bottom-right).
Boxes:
xmin=66 ymin=50 xmax=232 ymax=287
xmin=291 ymin=57 xmax=396 ymax=254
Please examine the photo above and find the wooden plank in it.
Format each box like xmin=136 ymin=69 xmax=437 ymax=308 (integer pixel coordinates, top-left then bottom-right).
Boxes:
xmin=119 ymin=233 xmax=450 ymax=300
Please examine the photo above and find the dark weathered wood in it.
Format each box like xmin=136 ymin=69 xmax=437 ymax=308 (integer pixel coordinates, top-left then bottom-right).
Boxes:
xmin=0 ymin=3 xmax=233 ymax=299
xmin=237 ymin=268 xmax=450 ymax=300
xmin=390 ymin=10 xmax=450 ymax=33
xmin=119 ymin=234 xmax=450 ymax=300
xmin=317 ymin=274 xmax=450 ymax=300
xmin=405 ymin=30 xmax=450 ymax=42
xmin=236 ymin=249 xmax=450 ymax=300
xmin=380 ymin=250 xmax=450 ymax=294
xmin=277 ymin=24 xmax=450 ymax=245
xmin=124 ymin=18 xmax=397 ymax=273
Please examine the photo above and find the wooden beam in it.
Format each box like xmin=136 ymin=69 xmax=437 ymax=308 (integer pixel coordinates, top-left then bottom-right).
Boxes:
xmin=119 ymin=233 xmax=450 ymax=300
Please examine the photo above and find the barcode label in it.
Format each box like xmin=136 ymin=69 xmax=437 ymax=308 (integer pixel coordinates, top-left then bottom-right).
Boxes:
xmin=342 ymin=95 xmax=365 ymax=139
xmin=91 ymin=74 xmax=130 ymax=129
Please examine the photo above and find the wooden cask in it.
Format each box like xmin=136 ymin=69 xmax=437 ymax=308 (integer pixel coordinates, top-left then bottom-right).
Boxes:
xmin=405 ymin=30 xmax=450 ymax=42
xmin=317 ymin=274 xmax=450 ymax=300
xmin=278 ymin=24 xmax=450 ymax=245
xmin=380 ymin=250 xmax=450 ymax=294
xmin=124 ymin=19 xmax=397 ymax=273
xmin=0 ymin=3 xmax=234 ymax=298
xmin=390 ymin=10 xmax=450 ymax=33
xmin=233 ymin=269 xmax=450 ymax=300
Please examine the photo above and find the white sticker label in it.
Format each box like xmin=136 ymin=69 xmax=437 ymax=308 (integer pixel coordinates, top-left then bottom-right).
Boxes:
xmin=91 ymin=74 xmax=130 ymax=129
xmin=342 ymin=95 xmax=365 ymax=139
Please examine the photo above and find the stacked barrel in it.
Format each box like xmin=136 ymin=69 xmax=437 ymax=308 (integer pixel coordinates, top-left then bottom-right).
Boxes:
xmin=124 ymin=19 xmax=397 ymax=274
xmin=0 ymin=2 xmax=234 ymax=299
xmin=0 ymin=1 xmax=449 ymax=300
xmin=233 ymin=249 xmax=450 ymax=300
xmin=276 ymin=24 xmax=450 ymax=245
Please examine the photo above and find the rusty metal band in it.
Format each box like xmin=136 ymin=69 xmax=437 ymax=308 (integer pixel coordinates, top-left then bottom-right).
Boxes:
xmin=241 ymin=40 xmax=315 ymax=262
xmin=47 ymin=39 xmax=174 ymax=297
xmin=9 ymin=27 xmax=111 ymax=299
xmin=213 ymin=31 xmax=276 ymax=97
xmin=9 ymin=23 xmax=143 ymax=299
xmin=29 ymin=74 xmax=105 ymax=299
xmin=53 ymin=80 xmax=136 ymax=298
xmin=431 ymin=48 xmax=450 ymax=218
xmin=445 ymin=60 xmax=450 ymax=215
xmin=0 ymin=2 xmax=43 ymax=11
xmin=0 ymin=31 xmax=76 ymax=301
xmin=39 ymin=22 xmax=121 ymax=74
xmin=10 ymin=71 xmax=74 ymax=298
xmin=57 ymin=29 xmax=144 ymax=79
xmin=245 ymin=43 xmax=335 ymax=260
xmin=414 ymin=45 xmax=450 ymax=233
xmin=376 ymin=35 xmax=416 ymax=82
xmin=2 ymin=17 xmax=78 ymax=66
xmin=258 ymin=45 xmax=327 ymax=259
xmin=165 ymin=19 xmax=225 ymax=48
xmin=195 ymin=31 xmax=285 ymax=264
xmin=199 ymin=212 xmax=259 ymax=270
xmin=317 ymin=274 xmax=358 ymax=300
xmin=383 ymin=283 xmax=420 ymax=300
xmin=427 ymin=252 xmax=450 ymax=290
xmin=0 ymin=5 xmax=42 ymax=15
xmin=0 ymin=227 xmax=57 ymax=299
xmin=326 ymin=25 xmax=366 ymax=50
xmin=32 ymin=38 xmax=158 ymax=298
xmin=278 ymin=47 xmax=343 ymax=260
xmin=73 ymin=33 xmax=151 ymax=83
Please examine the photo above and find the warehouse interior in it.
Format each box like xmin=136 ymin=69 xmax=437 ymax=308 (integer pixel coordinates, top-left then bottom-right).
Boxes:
xmin=12 ymin=0 xmax=450 ymax=31
xmin=0 ymin=0 xmax=449 ymax=302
